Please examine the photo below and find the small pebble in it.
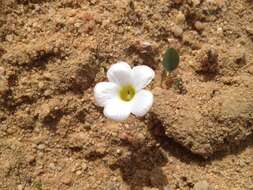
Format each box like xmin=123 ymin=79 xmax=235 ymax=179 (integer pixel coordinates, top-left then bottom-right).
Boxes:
xmin=44 ymin=90 xmax=51 ymax=96
xmin=195 ymin=21 xmax=205 ymax=31
xmin=49 ymin=163 xmax=56 ymax=170
xmin=17 ymin=184 xmax=24 ymax=190
xmin=171 ymin=25 xmax=183 ymax=37
xmin=0 ymin=82 xmax=8 ymax=96
xmin=175 ymin=11 xmax=185 ymax=25
xmin=27 ymin=155 xmax=36 ymax=164
xmin=76 ymin=170 xmax=82 ymax=176
xmin=246 ymin=26 xmax=253 ymax=35
xmin=37 ymin=152 xmax=44 ymax=158
xmin=5 ymin=35 xmax=13 ymax=42
xmin=141 ymin=41 xmax=152 ymax=49
xmin=247 ymin=65 xmax=253 ymax=74
xmin=82 ymin=163 xmax=88 ymax=170
xmin=74 ymin=22 xmax=82 ymax=28
xmin=194 ymin=180 xmax=214 ymax=190
xmin=217 ymin=27 xmax=223 ymax=35
xmin=43 ymin=72 xmax=52 ymax=79
xmin=57 ymin=166 xmax=63 ymax=172
xmin=37 ymin=144 xmax=46 ymax=150
xmin=71 ymin=166 xmax=77 ymax=172
xmin=116 ymin=149 xmax=122 ymax=155
xmin=139 ymin=41 xmax=153 ymax=54
xmin=192 ymin=0 xmax=200 ymax=6
xmin=61 ymin=175 xmax=72 ymax=185
xmin=38 ymin=82 xmax=44 ymax=89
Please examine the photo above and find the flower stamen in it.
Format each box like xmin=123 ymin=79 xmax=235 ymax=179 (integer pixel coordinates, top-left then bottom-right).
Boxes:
xmin=119 ymin=85 xmax=135 ymax=101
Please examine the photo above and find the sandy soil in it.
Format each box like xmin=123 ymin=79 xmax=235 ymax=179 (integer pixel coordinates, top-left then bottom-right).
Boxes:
xmin=0 ymin=0 xmax=253 ymax=190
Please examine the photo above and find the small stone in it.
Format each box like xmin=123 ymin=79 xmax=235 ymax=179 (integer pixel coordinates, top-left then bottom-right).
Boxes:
xmin=76 ymin=170 xmax=82 ymax=176
xmin=82 ymin=163 xmax=87 ymax=170
xmin=194 ymin=180 xmax=214 ymax=190
xmin=163 ymin=185 xmax=170 ymax=190
xmin=175 ymin=12 xmax=185 ymax=25
xmin=5 ymin=34 xmax=13 ymax=42
xmin=26 ymin=155 xmax=36 ymax=164
xmin=43 ymin=72 xmax=52 ymax=79
xmin=238 ymin=160 xmax=246 ymax=168
xmin=212 ymin=0 xmax=225 ymax=7
xmin=167 ymin=38 xmax=181 ymax=50
xmin=171 ymin=25 xmax=183 ymax=37
xmin=116 ymin=149 xmax=122 ymax=155
xmin=49 ymin=163 xmax=56 ymax=170
xmin=140 ymin=41 xmax=152 ymax=51
xmin=217 ymin=27 xmax=223 ymax=35
xmin=61 ymin=175 xmax=72 ymax=185
xmin=0 ymin=79 xmax=9 ymax=95
xmin=37 ymin=152 xmax=44 ymax=158
xmin=38 ymin=82 xmax=44 ymax=89
xmin=195 ymin=21 xmax=205 ymax=31
xmin=37 ymin=144 xmax=46 ymax=150
xmin=192 ymin=0 xmax=200 ymax=6
xmin=71 ymin=166 xmax=77 ymax=172
xmin=44 ymin=90 xmax=51 ymax=96
xmin=246 ymin=26 xmax=253 ymax=35
xmin=17 ymin=184 xmax=24 ymax=190
xmin=232 ymin=48 xmax=246 ymax=66
xmin=57 ymin=166 xmax=63 ymax=172
xmin=2 ymin=160 xmax=11 ymax=173
xmin=137 ymin=41 xmax=155 ymax=54
xmin=247 ymin=65 xmax=253 ymax=74
xmin=74 ymin=22 xmax=82 ymax=28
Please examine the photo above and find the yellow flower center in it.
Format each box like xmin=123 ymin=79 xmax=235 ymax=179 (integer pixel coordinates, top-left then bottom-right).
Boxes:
xmin=119 ymin=85 xmax=136 ymax=101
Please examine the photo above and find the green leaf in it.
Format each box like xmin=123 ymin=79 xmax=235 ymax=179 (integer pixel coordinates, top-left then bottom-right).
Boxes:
xmin=162 ymin=48 xmax=180 ymax=72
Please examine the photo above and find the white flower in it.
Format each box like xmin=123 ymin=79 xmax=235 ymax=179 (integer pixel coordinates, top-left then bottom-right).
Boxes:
xmin=94 ymin=61 xmax=155 ymax=122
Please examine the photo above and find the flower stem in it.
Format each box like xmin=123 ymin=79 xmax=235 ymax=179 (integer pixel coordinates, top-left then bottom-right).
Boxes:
xmin=161 ymin=69 xmax=176 ymax=89
xmin=160 ymin=69 xmax=167 ymax=87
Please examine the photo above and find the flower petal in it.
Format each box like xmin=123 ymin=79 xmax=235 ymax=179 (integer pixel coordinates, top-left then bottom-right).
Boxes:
xmin=94 ymin=82 xmax=119 ymax=107
xmin=131 ymin=90 xmax=153 ymax=117
xmin=103 ymin=98 xmax=132 ymax=122
xmin=107 ymin=61 xmax=132 ymax=85
xmin=132 ymin=65 xmax=155 ymax=91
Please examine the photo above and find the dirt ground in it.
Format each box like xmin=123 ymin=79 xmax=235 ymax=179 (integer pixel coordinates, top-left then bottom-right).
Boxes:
xmin=0 ymin=0 xmax=253 ymax=190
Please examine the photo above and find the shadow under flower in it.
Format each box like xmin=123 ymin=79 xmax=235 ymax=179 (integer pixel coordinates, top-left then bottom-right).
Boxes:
xmin=110 ymin=140 xmax=169 ymax=190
